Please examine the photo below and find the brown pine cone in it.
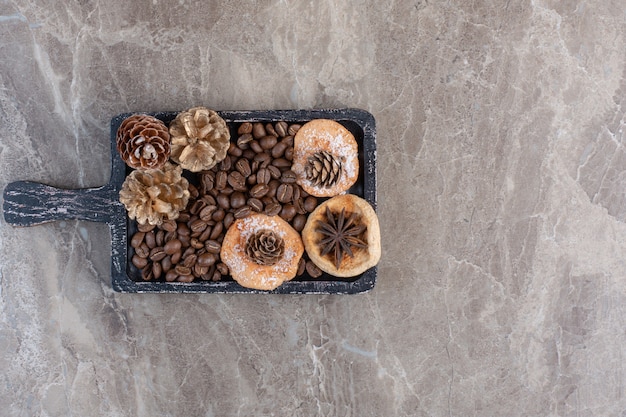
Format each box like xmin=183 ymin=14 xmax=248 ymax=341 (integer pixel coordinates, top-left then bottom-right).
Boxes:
xmin=117 ymin=114 xmax=171 ymax=170
xmin=169 ymin=107 xmax=230 ymax=172
xmin=119 ymin=162 xmax=190 ymax=226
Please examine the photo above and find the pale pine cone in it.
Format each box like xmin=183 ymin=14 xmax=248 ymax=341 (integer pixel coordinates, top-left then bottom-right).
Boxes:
xmin=119 ymin=162 xmax=190 ymax=226
xmin=116 ymin=114 xmax=171 ymax=169
xmin=169 ymin=107 xmax=230 ymax=172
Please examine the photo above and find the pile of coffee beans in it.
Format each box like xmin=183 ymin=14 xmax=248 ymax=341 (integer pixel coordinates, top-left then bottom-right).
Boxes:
xmin=129 ymin=120 xmax=324 ymax=282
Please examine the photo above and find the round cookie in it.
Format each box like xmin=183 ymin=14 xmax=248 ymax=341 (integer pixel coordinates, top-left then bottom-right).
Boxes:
xmin=302 ymin=194 xmax=381 ymax=277
xmin=221 ymin=213 xmax=304 ymax=290
xmin=291 ymin=119 xmax=359 ymax=197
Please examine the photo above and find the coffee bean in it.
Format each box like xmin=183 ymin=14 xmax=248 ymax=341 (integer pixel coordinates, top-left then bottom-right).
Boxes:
xmin=210 ymin=222 xmax=224 ymax=240
xmin=191 ymin=237 xmax=204 ymax=249
xmin=250 ymin=183 xmax=269 ymax=198
xmin=183 ymin=254 xmax=197 ymax=268
xmin=215 ymin=171 xmax=228 ymax=190
xmin=252 ymin=122 xmax=266 ymax=139
xmin=205 ymin=240 xmax=221 ymax=253
xmin=217 ymin=193 xmax=230 ymax=210
xmin=254 ymin=152 xmax=271 ymax=168
xmin=188 ymin=183 xmax=199 ymax=199
xmin=267 ymin=165 xmax=281 ymax=179
xmin=250 ymin=140 xmax=263 ymax=153
xmin=149 ymin=247 xmax=166 ymax=262
xmin=200 ymin=205 xmax=217 ymax=221
xmin=238 ymin=122 xmax=253 ymax=135
xmin=161 ymin=256 xmax=172 ymax=272
xmin=228 ymin=142 xmax=242 ymax=157
xmin=288 ymin=124 xmax=301 ymax=136
xmin=171 ymin=250 xmax=182 ymax=264
xmin=230 ymin=191 xmax=246 ymax=209
xmin=235 ymin=158 xmax=252 ymax=177
xmin=237 ymin=133 xmax=253 ymax=148
xmin=152 ymin=262 xmax=163 ymax=280
xmin=234 ymin=206 xmax=252 ymax=219
xmin=297 ymin=258 xmax=306 ymax=276
xmin=228 ymin=171 xmax=247 ymax=191
xmin=306 ymin=261 xmax=323 ymax=278
xmin=164 ymin=230 xmax=177 ymax=243
xmin=264 ymin=202 xmax=282 ymax=216
xmin=194 ymin=264 xmax=209 ymax=277
xmin=179 ymin=233 xmax=191 ymax=247
xmin=201 ymin=171 xmax=215 ymax=193
xmin=275 ymin=121 xmax=288 ymax=137
xmin=177 ymin=274 xmax=194 ymax=283
xmin=217 ymin=263 xmax=229 ymax=275
xmin=277 ymin=184 xmax=293 ymax=203
xmin=132 ymin=254 xmax=148 ymax=269
xmin=248 ymin=198 xmax=263 ymax=212
xmin=271 ymin=141 xmax=287 ymax=158
xmin=256 ymin=168 xmax=271 ymax=184
xmin=280 ymin=204 xmax=297 ymax=222
xmin=190 ymin=219 xmax=208 ymax=234
xmin=189 ymin=199 xmax=205 ymax=215
xmin=177 ymin=223 xmax=190 ymax=237
xmin=137 ymin=223 xmax=155 ymax=232
xmin=281 ymin=170 xmax=297 ymax=184
xmin=141 ymin=265 xmax=153 ymax=281
xmin=242 ymin=149 xmax=256 ymax=160
xmin=224 ymin=212 xmax=235 ymax=229
xmin=161 ymin=219 xmax=177 ymax=233
xmin=144 ymin=231 xmax=156 ymax=248
xmin=165 ymin=269 xmax=178 ymax=282
xmin=260 ymin=135 xmax=277 ymax=150
xmin=265 ymin=123 xmax=278 ymax=137
xmin=212 ymin=270 xmax=222 ymax=281
xmin=304 ymin=196 xmax=318 ymax=212
xmin=131 ymin=232 xmax=145 ymax=248
xmin=272 ymin=158 xmax=291 ymax=169
xmin=197 ymin=252 xmax=217 ymax=267
xmin=212 ymin=208 xmax=225 ymax=222
xmin=182 ymin=246 xmax=196 ymax=259
xmin=293 ymin=214 xmax=307 ymax=232
xmin=136 ymin=243 xmax=150 ymax=258
xmin=267 ymin=180 xmax=280 ymax=198
xmin=219 ymin=155 xmax=232 ymax=171
xmin=163 ymin=239 xmax=183 ymax=255
xmin=284 ymin=146 xmax=294 ymax=161
xmin=282 ymin=135 xmax=294 ymax=147
xmin=199 ymin=226 xmax=212 ymax=242
xmin=178 ymin=212 xmax=191 ymax=223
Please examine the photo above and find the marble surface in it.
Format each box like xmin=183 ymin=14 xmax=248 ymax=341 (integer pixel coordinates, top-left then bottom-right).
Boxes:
xmin=1 ymin=0 xmax=626 ymax=415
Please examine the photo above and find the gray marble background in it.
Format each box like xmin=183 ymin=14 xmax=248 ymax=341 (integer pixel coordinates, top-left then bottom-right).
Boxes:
xmin=1 ymin=0 xmax=626 ymax=416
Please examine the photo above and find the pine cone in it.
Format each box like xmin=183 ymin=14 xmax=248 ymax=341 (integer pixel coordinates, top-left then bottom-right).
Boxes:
xmin=305 ymin=150 xmax=343 ymax=188
xmin=169 ymin=107 xmax=230 ymax=172
xmin=245 ymin=229 xmax=285 ymax=266
xmin=119 ymin=162 xmax=190 ymax=226
xmin=116 ymin=114 xmax=171 ymax=170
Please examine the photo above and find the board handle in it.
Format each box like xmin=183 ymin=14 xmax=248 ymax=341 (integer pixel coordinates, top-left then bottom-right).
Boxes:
xmin=2 ymin=181 xmax=121 ymax=226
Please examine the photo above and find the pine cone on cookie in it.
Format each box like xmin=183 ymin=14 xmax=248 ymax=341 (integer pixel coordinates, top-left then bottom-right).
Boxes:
xmin=119 ymin=162 xmax=190 ymax=226
xmin=169 ymin=107 xmax=230 ymax=172
xmin=116 ymin=114 xmax=171 ymax=170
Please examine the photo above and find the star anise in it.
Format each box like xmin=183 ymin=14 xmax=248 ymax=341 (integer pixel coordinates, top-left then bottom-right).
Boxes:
xmin=316 ymin=207 xmax=368 ymax=269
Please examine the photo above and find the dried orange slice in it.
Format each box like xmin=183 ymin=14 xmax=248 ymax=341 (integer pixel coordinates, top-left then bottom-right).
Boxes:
xmin=302 ymin=194 xmax=381 ymax=277
xmin=291 ymin=119 xmax=359 ymax=197
xmin=221 ymin=213 xmax=304 ymax=290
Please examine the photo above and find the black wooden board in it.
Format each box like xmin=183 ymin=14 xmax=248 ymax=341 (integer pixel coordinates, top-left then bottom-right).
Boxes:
xmin=3 ymin=109 xmax=377 ymax=294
